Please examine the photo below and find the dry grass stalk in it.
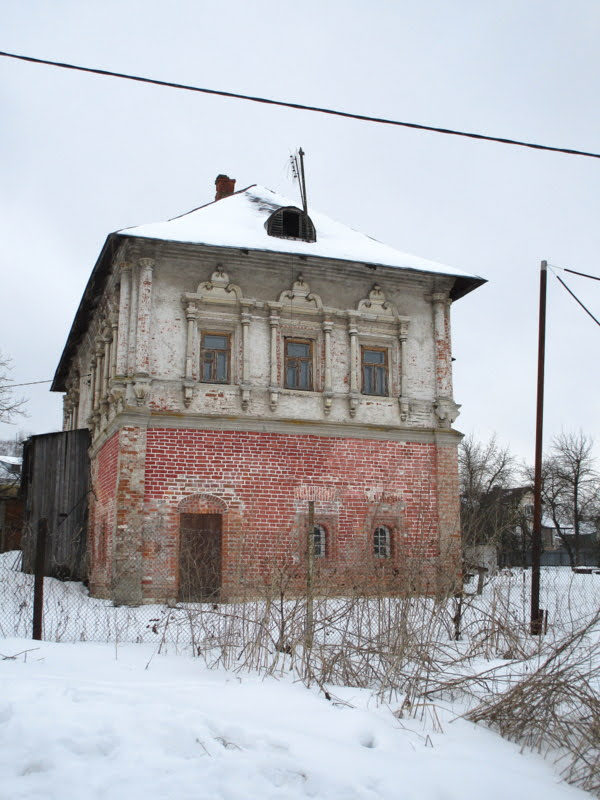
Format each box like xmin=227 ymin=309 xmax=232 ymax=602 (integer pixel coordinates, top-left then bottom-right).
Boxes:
xmin=466 ymin=611 xmax=600 ymax=797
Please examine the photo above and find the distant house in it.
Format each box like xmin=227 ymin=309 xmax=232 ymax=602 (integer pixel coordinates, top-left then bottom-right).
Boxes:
xmin=482 ymin=485 xmax=599 ymax=568
xmin=540 ymin=519 xmax=598 ymax=567
xmin=50 ymin=174 xmax=484 ymax=604
xmin=0 ymin=456 xmax=23 ymax=552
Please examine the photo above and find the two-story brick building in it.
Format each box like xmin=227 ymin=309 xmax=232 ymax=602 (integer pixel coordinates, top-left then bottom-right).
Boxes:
xmin=51 ymin=175 xmax=484 ymax=604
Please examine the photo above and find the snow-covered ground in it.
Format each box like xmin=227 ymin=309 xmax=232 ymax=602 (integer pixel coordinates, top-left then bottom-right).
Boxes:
xmin=1 ymin=552 xmax=599 ymax=798
xmin=0 ymin=636 xmax=591 ymax=800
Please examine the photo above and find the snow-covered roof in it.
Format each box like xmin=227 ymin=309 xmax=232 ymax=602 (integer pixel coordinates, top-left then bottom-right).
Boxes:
xmin=0 ymin=456 xmax=21 ymax=481
xmin=0 ymin=456 xmax=21 ymax=466
xmin=121 ymin=185 xmax=481 ymax=282
xmin=52 ymin=183 xmax=485 ymax=392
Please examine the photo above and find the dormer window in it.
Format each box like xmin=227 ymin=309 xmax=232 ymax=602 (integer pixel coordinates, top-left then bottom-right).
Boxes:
xmin=266 ymin=207 xmax=316 ymax=242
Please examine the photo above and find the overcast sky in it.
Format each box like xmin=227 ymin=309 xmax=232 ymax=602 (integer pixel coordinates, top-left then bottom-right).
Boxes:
xmin=1 ymin=0 xmax=598 ymax=462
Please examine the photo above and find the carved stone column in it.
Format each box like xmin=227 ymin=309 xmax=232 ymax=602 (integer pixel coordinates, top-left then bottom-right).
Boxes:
xmin=398 ymin=319 xmax=409 ymax=421
xmin=94 ymin=339 xmax=104 ymax=411
xmin=268 ymin=305 xmax=281 ymax=411
xmin=127 ymin=263 xmax=138 ymax=375
xmin=71 ymin=386 xmax=80 ymax=429
xmin=88 ymin=355 xmax=97 ymax=425
xmin=182 ymin=299 xmax=198 ymax=408
xmin=98 ymin=331 xmax=110 ymax=425
xmin=91 ymin=338 xmax=104 ymax=432
xmin=431 ymin=292 xmax=459 ymax=427
xmin=102 ymin=327 xmax=111 ymax=400
xmin=347 ymin=314 xmax=360 ymax=418
xmin=109 ymin=313 xmax=118 ymax=380
xmin=322 ymin=320 xmax=333 ymax=414
xmin=240 ymin=304 xmax=252 ymax=410
xmin=135 ymin=258 xmax=154 ymax=375
xmin=133 ymin=258 xmax=154 ymax=407
xmin=432 ymin=292 xmax=452 ymax=396
xmin=63 ymin=395 xmax=72 ymax=431
xmin=115 ymin=263 xmax=131 ymax=378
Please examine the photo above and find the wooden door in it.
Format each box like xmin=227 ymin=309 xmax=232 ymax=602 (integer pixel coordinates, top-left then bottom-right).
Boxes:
xmin=178 ymin=513 xmax=222 ymax=601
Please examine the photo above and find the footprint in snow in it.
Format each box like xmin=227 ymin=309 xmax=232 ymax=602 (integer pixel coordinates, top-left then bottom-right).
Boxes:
xmin=359 ymin=732 xmax=377 ymax=749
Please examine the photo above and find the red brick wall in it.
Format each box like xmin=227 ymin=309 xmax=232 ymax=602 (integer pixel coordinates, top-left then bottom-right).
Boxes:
xmin=89 ymin=426 xmax=461 ymax=601
xmin=89 ymin=431 xmax=119 ymax=596
xmin=433 ymin=437 xmax=462 ymax=591
xmin=141 ymin=428 xmax=459 ymax=599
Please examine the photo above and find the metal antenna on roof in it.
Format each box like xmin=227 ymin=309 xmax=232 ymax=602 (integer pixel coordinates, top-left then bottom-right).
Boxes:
xmin=289 ymin=152 xmax=299 ymax=182
xmin=298 ymin=148 xmax=308 ymax=217
xmin=290 ymin=147 xmax=308 ymax=217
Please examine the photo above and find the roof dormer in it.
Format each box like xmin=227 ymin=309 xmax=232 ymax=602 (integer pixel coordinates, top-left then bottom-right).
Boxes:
xmin=265 ymin=206 xmax=316 ymax=242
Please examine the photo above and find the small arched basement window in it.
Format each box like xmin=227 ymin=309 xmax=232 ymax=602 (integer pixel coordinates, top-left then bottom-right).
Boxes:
xmin=266 ymin=206 xmax=316 ymax=242
xmin=373 ymin=526 xmax=391 ymax=558
xmin=312 ymin=525 xmax=326 ymax=558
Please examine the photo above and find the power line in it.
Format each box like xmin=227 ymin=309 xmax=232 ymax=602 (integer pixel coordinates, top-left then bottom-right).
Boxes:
xmin=0 ymin=379 xmax=52 ymax=389
xmin=550 ymin=269 xmax=600 ymax=327
xmin=549 ymin=264 xmax=600 ymax=282
xmin=2 ymin=49 xmax=600 ymax=160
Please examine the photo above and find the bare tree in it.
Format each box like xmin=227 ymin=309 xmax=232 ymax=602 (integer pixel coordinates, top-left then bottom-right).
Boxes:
xmin=541 ymin=432 xmax=599 ymax=567
xmin=459 ymin=434 xmax=518 ymax=553
xmin=0 ymin=428 xmax=32 ymax=457
xmin=0 ymin=351 xmax=26 ymax=425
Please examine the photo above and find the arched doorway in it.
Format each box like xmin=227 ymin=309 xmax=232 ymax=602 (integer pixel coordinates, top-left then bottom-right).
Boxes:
xmin=178 ymin=513 xmax=222 ymax=601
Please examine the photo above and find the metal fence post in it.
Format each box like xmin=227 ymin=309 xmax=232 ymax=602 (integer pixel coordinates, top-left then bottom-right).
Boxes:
xmin=32 ymin=517 xmax=48 ymax=640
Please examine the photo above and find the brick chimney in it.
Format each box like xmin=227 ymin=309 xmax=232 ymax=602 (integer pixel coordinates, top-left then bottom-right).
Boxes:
xmin=215 ymin=174 xmax=236 ymax=201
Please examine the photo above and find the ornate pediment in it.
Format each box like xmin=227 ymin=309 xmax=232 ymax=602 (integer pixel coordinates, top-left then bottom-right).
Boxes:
xmin=185 ymin=265 xmax=243 ymax=306
xmin=357 ymin=284 xmax=398 ymax=319
xmin=277 ymin=274 xmax=322 ymax=312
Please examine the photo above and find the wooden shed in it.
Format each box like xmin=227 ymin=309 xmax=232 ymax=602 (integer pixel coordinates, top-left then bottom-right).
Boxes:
xmin=21 ymin=429 xmax=90 ymax=581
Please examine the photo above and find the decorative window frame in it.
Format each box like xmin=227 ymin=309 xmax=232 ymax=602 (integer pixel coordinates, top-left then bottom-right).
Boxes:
xmin=347 ymin=284 xmax=410 ymax=420
xmin=182 ymin=266 xmax=254 ymax=409
xmin=279 ymin=325 xmax=323 ymax=393
xmin=267 ymin=274 xmax=330 ymax=412
xmin=195 ymin=314 xmax=241 ymax=385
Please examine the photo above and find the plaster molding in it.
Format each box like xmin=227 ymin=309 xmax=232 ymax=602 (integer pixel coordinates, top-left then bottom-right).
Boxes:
xmin=92 ymin=408 xmax=462 ymax=452
xmin=357 ymin=284 xmax=398 ymax=319
xmin=185 ymin=265 xmax=243 ymax=306
xmin=138 ymin=257 xmax=155 ymax=272
xmin=434 ymin=396 xmax=461 ymax=427
xmin=277 ymin=273 xmax=323 ymax=313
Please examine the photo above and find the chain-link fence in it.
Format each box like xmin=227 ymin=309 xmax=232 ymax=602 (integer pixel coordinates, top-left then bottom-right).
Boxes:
xmin=2 ymin=546 xmax=599 ymax=655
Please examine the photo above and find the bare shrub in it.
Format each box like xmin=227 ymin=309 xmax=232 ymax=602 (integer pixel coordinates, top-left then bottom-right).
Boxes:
xmin=466 ymin=612 xmax=600 ymax=797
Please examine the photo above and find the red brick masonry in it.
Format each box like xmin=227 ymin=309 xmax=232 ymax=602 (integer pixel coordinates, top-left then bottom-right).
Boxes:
xmin=89 ymin=426 xmax=461 ymax=601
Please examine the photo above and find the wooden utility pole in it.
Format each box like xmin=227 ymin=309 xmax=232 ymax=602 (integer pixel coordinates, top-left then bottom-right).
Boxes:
xmin=32 ymin=517 xmax=48 ymax=640
xmin=530 ymin=261 xmax=547 ymax=635
xmin=305 ymin=500 xmax=315 ymax=649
